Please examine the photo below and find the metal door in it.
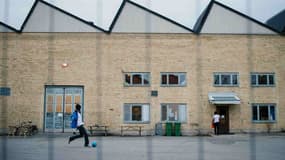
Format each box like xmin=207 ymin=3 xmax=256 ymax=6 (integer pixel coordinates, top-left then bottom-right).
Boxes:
xmin=44 ymin=86 xmax=83 ymax=132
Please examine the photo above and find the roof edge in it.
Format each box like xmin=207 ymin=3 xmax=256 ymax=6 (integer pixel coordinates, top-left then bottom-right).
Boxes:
xmin=20 ymin=0 xmax=108 ymax=33
xmin=125 ymin=0 xmax=194 ymax=33
xmin=108 ymin=0 xmax=127 ymax=33
xmin=213 ymin=0 xmax=282 ymax=35
xmin=193 ymin=0 xmax=214 ymax=34
xmin=0 ymin=21 xmax=21 ymax=33
xmin=20 ymin=0 xmax=39 ymax=32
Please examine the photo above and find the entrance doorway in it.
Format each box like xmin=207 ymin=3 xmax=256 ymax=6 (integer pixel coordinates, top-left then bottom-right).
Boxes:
xmin=44 ymin=86 xmax=84 ymax=132
xmin=216 ymin=106 xmax=229 ymax=134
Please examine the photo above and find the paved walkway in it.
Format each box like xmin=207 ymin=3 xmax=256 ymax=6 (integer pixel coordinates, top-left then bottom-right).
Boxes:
xmin=1 ymin=133 xmax=285 ymax=160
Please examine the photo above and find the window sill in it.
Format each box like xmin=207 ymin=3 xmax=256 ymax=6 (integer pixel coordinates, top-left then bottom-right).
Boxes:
xmin=160 ymin=85 xmax=187 ymax=87
xmin=123 ymin=121 xmax=150 ymax=124
xmin=252 ymin=121 xmax=276 ymax=123
xmin=213 ymin=85 xmax=239 ymax=87
xmin=251 ymin=85 xmax=275 ymax=87
xmin=160 ymin=121 xmax=187 ymax=124
xmin=124 ymin=85 xmax=151 ymax=87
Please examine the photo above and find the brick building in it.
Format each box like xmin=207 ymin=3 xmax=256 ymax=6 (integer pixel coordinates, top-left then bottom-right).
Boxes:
xmin=0 ymin=0 xmax=284 ymax=135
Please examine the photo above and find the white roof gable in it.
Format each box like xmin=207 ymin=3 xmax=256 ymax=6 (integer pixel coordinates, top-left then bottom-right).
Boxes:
xmin=200 ymin=3 xmax=276 ymax=34
xmin=111 ymin=1 xmax=191 ymax=33
xmin=22 ymin=1 xmax=102 ymax=32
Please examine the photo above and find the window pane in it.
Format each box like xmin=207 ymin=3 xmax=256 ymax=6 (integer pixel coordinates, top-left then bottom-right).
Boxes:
xmin=179 ymin=74 xmax=186 ymax=85
xmin=125 ymin=74 xmax=131 ymax=85
xmin=259 ymin=106 xmax=269 ymax=120
xmin=56 ymin=104 xmax=62 ymax=112
xmin=169 ymin=74 xmax=179 ymax=84
xmin=65 ymin=104 xmax=72 ymax=113
xmin=168 ymin=104 xmax=179 ymax=121
xmin=214 ymin=74 xmax=220 ymax=85
xmin=221 ymin=75 xmax=231 ymax=85
xmin=132 ymin=74 xmax=142 ymax=84
xmin=47 ymin=95 xmax=53 ymax=104
xmin=47 ymin=104 xmax=53 ymax=113
xmin=232 ymin=75 xmax=238 ymax=85
xmin=56 ymin=96 xmax=62 ymax=104
xmin=251 ymin=74 xmax=257 ymax=85
xmin=132 ymin=106 xmax=142 ymax=121
xmin=161 ymin=105 xmax=167 ymax=121
xmin=65 ymin=95 xmax=72 ymax=104
xmin=178 ymin=105 xmax=186 ymax=122
xmin=56 ymin=96 xmax=62 ymax=112
xmin=270 ymin=106 xmax=275 ymax=121
xmin=161 ymin=75 xmax=167 ymax=85
xmin=74 ymin=96 xmax=81 ymax=104
xmin=0 ymin=87 xmax=11 ymax=96
xmin=143 ymin=73 xmax=150 ymax=85
xmin=252 ymin=106 xmax=258 ymax=120
xmin=258 ymin=75 xmax=268 ymax=85
xmin=124 ymin=104 xmax=131 ymax=121
xmin=269 ymin=75 xmax=274 ymax=85
xmin=142 ymin=105 xmax=150 ymax=122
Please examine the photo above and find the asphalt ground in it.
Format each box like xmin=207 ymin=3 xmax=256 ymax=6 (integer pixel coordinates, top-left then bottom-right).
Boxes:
xmin=1 ymin=133 xmax=285 ymax=160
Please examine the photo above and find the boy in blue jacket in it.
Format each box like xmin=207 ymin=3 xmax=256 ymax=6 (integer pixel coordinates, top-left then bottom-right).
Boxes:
xmin=71 ymin=109 xmax=78 ymax=134
xmin=68 ymin=104 xmax=89 ymax=147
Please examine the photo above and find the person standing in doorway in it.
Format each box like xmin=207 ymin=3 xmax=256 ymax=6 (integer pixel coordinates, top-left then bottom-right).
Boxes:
xmin=212 ymin=111 xmax=220 ymax=135
xmin=68 ymin=104 xmax=89 ymax=147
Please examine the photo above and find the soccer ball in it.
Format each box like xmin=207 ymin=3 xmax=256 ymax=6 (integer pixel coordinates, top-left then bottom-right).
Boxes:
xmin=91 ymin=141 xmax=97 ymax=147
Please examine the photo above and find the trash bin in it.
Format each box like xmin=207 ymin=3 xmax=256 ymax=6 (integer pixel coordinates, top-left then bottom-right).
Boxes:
xmin=174 ymin=122 xmax=181 ymax=136
xmin=155 ymin=123 xmax=164 ymax=136
xmin=165 ymin=122 xmax=173 ymax=136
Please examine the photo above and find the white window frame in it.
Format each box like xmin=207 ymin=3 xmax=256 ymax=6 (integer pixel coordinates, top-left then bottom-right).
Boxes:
xmin=161 ymin=72 xmax=186 ymax=87
xmin=251 ymin=72 xmax=275 ymax=87
xmin=124 ymin=72 xmax=150 ymax=87
xmin=252 ymin=103 xmax=276 ymax=123
xmin=123 ymin=103 xmax=150 ymax=123
xmin=161 ymin=104 xmax=187 ymax=122
xmin=213 ymin=72 xmax=239 ymax=86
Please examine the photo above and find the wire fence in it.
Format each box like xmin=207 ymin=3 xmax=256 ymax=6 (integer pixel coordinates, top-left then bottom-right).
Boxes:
xmin=2 ymin=0 xmax=283 ymax=160
xmin=1 ymin=1 xmax=9 ymax=160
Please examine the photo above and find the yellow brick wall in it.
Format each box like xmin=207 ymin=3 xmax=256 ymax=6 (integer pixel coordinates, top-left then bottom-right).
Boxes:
xmin=0 ymin=33 xmax=284 ymax=134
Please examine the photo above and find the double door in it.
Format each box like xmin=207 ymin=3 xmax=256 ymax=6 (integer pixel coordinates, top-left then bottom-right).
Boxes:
xmin=44 ymin=86 xmax=83 ymax=132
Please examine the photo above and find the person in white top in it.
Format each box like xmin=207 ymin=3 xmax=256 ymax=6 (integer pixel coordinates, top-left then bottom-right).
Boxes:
xmin=68 ymin=104 xmax=89 ymax=147
xmin=212 ymin=111 xmax=220 ymax=135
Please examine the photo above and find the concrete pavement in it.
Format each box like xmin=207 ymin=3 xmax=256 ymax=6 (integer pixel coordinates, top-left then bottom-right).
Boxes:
xmin=1 ymin=133 xmax=285 ymax=160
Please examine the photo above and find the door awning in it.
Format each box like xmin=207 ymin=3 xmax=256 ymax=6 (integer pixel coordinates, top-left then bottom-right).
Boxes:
xmin=208 ymin=92 xmax=240 ymax=104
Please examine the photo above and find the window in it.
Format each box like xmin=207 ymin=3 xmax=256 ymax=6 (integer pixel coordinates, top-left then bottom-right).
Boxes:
xmin=123 ymin=104 xmax=150 ymax=123
xmin=161 ymin=104 xmax=187 ymax=122
xmin=0 ymin=87 xmax=11 ymax=96
xmin=161 ymin=73 xmax=186 ymax=86
xmin=252 ymin=104 xmax=276 ymax=122
xmin=124 ymin=72 xmax=150 ymax=86
xmin=251 ymin=73 xmax=275 ymax=86
xmin=214 ymin=72 xmax=239 ymax=86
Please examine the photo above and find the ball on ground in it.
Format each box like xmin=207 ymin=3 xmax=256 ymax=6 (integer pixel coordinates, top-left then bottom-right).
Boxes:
xmin=91 ymin=141 xmax=97 ymax=147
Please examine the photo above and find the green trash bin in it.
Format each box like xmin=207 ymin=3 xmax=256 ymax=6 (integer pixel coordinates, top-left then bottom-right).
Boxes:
xmin=174 ymin=122 xmax=181 ymax=136
xmin=165 ymin=122 xmax=173 ymax=136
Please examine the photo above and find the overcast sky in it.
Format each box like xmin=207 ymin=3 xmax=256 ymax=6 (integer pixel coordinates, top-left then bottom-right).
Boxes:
xmin=1 ymin=0 xmax=284 ymax=30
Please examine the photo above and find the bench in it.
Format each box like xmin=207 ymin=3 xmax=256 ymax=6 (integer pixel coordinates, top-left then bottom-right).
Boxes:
xmin=88 ymin=124 xmax=108 ymax=136
xmin=121 ymin=125 xmax=143 ymax=136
